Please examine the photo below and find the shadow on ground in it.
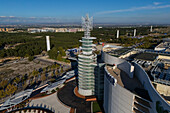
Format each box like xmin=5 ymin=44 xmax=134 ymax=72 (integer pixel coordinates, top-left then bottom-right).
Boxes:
xmin=57 ymin=80 xmax=91 ymax=113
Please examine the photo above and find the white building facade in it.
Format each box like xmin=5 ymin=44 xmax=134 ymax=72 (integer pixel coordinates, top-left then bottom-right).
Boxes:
xmin=46 ymin=36 xmax=50 ymax=51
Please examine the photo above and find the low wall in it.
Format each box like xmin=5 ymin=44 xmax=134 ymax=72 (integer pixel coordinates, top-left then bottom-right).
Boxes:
xmin=117 ymin=61 xmax=134 ymax=78
xmin=134 ymin=62 xmax=170 ymax=112
xmin=101 ymin=50 xmax=124 ymax=65
xmin=158 ymin=55 xmax=170 ymax=60
xmin=101 ymin=51 xmax=134 ymax=78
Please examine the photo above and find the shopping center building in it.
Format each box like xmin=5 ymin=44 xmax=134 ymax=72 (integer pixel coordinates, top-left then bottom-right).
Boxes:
xmin=102 ymin=45 xmax=170 ymax=113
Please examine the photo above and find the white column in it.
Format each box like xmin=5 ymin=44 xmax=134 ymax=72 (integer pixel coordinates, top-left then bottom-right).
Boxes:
xmin=134 ymin=29 xmax=136 ymax=37
xmin=117 ymin=30 xmax=119 ymax=38
xmin=46 ymin=36 xmax=50 ymax=51
xmin=150 ymin=26 xmax=153 ymax=32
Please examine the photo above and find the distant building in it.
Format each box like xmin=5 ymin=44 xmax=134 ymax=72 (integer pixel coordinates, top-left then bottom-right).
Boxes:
xmin=150 ymin=26 xmax=153 ymax=32
xmin=116 ymin=30 xmax=119 ymax=38
xmin=155 ymin=39 xmax=170 ymax=51
xmin=0 ymin=28 xmax=14 ymax=32
xmin=28 ymin=28 xmax=84 ymax=33
xmin=46 ymin=36 xmax=50 ymax=51
xmin=0 ymin=28 xmax=5 ymax=32
xmin=134 ymin=29 xmax=136 ymax=37
xmin=66 ymin=48 xmax=81 ymax=56
xmin=163 ymin=38 xmax=170 ymax=42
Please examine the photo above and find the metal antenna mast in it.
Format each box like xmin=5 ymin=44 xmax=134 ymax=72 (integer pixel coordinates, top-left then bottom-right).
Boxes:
xmin=82 ymin=14 xmax=93 ymax=37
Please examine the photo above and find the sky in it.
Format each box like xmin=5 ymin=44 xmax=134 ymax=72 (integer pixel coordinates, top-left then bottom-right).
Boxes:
xmin=0 ymin=0 xmax=170 ymax=24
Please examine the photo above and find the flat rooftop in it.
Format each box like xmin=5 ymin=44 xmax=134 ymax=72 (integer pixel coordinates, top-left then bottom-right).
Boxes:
xmin=151 ymin=63 xmax=170 ymax=85
xmin=165 ymin=49 xmax=170 ymax=52
xmin=106 ymin=65 xmax=143 ymax=91
xmin=156 ymin=42 xmax=170 ymax=48
xmin=105 ymin=48 xmax=133 ymax=57
xmin=163 ymin=38 xmax=170 ymax=42
xmin=135 ymin=53 xmax=158 ymax=61
xmin=106 ymin=65 xmax=151 ymax=101
xmin=0 ymin=89 xmax=33 ymax=111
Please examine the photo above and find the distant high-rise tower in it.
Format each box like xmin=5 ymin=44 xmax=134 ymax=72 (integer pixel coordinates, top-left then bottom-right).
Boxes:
xmin=134 ymin=29 xmax=136 ymax=37
xmin=78 ymin=14 xmax=97 ymax=96
xmin=117 ymin=30 xmax=119 ymax=38
xmin=150 ymin=26 xmax=153 ymax=32
xmin=46 ymin=36 xmax=50 ymax=51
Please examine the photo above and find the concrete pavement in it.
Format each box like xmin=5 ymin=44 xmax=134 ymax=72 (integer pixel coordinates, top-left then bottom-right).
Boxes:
xmin=29 ymin=92 xmax=70 ymax=113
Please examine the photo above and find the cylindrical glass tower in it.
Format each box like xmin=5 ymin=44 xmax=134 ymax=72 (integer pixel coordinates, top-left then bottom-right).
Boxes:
xmin=78 ymin=14 xmax=97 ymax=96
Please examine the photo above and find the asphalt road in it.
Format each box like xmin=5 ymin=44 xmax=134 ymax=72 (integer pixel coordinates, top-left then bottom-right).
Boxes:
xmin=57 ymin=80 xmax=91 ymax=113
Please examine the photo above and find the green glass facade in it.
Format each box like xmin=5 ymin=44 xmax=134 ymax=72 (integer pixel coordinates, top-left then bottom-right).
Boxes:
xmin=78 ymin=15 xmax=97 ymax=96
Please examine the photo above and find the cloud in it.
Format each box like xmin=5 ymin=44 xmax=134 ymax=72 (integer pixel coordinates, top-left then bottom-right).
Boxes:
xmin=0 ymin=16 xmax=7 ymax=18
xmin=0 ymin=16 xmax=64 ymax=23
xmin=29 ymin=17 xmax=36 ymax=19
xmin=0 ymin=16 xmax=15 ymax=18
xmin=9 ymin=16 xmax=15 ymax=18
xmin=153 ymin=2 xmax=162 ymax=5
xmin=95 ymin=4 xmax=170 ymax=15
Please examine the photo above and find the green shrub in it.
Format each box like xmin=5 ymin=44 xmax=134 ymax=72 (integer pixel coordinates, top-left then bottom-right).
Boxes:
xmin=51 ymin=89 xmax=56 ymax=93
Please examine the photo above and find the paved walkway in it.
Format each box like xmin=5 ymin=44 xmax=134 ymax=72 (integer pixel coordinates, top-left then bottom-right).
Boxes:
xmin=14 ymin=110 xmax=48 ymax=113
xmin=29 ymin=92 xmax=70 ymax=113
xmin=57 ymin=80 xmax=91 ymax=113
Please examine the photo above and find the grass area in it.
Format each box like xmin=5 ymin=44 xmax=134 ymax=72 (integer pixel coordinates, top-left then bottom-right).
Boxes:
xmin=93 ymin=101 xmax=101 ymax=113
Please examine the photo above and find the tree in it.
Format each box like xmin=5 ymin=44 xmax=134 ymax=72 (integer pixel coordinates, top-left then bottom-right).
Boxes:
xmin=24 ymin=54 xmax=29 ymax=57
xmin=57 ymin=54 xmax=62 ymax=61
xmin=56 ymin=64 xmax=60 ymax=68
xmin=0 ymin=80 xmax=8 ymax=89
xmin=51 ymin=64 xmax=56 ymax=69
xmin=51 ymin=72 xmax=54 ymax=77
xmin=0 ymin=50 xmax=6 ymax=58
xmin=48 ymin=47 xmax=58 ymax=59
xmin=5 ymin=84 xmax=17 ymax=96
xmin=41 ymin=74 xmax=46 ymax=82
xmin=13 ymin=77 xmax=20 ymax=84
xmin=58 ymin=47 xmax=66 ymax=56
xmin=0 ymin=90 xmax=5 ymax=99
xmin=28 ymin=56 xmax=34 ymax=61
xmin=55 ymin=70 xmax=58 ymax=76
xmin=23 ymin=82 xmax=28 ymax=90
xmin=43 ymin=67 xmax=46 ymax=72
xmin=0 ymin=42 xmax=2 ymax=48
xmin=60 ymin=67 xmax=64 ymax=73
xmin=32 ymin=69 xmax=39 ymax=77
